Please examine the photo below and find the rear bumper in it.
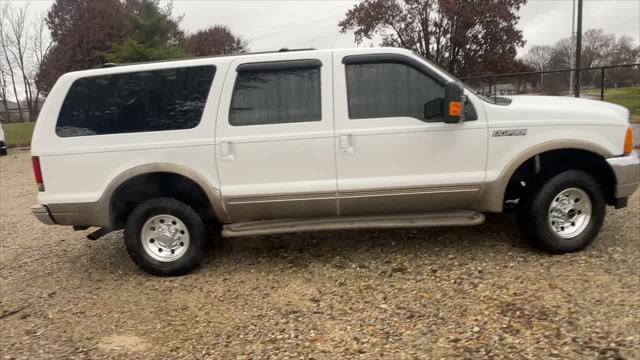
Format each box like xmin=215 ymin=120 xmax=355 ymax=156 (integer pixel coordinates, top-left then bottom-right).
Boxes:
xmin=607 ymin=150 xmax=640 ymax=199
xmin=31 ymin=201 xmax=110 ymax=228
xmin=31 ymin=204 xmax=56 ymax=225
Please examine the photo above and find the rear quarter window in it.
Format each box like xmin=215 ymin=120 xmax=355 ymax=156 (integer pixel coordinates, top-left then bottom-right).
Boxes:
xmin=56 ymin=65 xmax=216 ymax=137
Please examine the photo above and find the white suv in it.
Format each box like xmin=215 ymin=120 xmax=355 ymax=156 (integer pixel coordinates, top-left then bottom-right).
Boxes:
xmin=31 ymin=47 xmax=640 ymax=275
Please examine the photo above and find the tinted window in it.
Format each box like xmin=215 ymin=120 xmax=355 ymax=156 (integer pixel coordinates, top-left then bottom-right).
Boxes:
xmin=56 ymin=65 xmax=216 ymax=137
xmin=230 ymin=66 xmax=321 ymax=126
xmin=346 ymin=62 xmax=444 ymax=120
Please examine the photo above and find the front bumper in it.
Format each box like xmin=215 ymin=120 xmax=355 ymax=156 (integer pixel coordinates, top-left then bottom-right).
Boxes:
xmin=31 ymin=204 xmax=56 ymax=225
xmin=607 ymin=150 xmax=640 ymax=199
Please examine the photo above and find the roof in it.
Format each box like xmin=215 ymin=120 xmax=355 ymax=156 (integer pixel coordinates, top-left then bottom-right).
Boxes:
xmin=98 ymin=47 xmax=319 ymax=69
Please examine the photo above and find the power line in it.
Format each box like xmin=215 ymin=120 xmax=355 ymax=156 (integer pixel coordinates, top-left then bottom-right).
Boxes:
xmin=245 ymin=5 xmax=347 ymax=44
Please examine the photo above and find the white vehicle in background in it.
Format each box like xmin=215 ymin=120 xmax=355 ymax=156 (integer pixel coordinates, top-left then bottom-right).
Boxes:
xmin=30 ymin=47 xmax=640 ymax=276
xmin=0 ymin=123 xmax=7 ymax=156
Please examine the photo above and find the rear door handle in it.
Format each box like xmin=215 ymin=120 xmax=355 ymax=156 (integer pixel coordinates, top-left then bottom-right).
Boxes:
xmin=339 ymin=135 xmax=355 ymax=155
xmin=220 ymin=141 xmax=236 ymax=162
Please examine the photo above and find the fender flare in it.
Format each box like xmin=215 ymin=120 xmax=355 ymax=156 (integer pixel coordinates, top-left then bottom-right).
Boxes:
xmin=475 ymin=140 xmax=613 ymax=212
xmin=103 ymin=163 xmax=229 ymax=225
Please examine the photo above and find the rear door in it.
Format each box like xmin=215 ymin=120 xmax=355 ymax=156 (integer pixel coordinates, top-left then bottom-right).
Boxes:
xmin=333 ymin=50 xmax=488 ymax=215
xmin=215 ymin=52 xmax=337 ymax=222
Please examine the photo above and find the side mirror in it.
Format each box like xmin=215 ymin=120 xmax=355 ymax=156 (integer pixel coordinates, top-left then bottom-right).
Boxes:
xmin=443 ymin=82 xmax=465 ymax=124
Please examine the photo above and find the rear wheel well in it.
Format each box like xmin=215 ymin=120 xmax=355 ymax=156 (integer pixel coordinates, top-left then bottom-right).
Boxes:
xmin=110 ymin=172 xmax=215 ymax=230
xmin=504 ymin=149 xmax=616 ymax=207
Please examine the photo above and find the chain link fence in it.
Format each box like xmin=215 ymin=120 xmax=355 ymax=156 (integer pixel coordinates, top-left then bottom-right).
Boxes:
xmin=460 ymin=64 xmax=640 ymax=123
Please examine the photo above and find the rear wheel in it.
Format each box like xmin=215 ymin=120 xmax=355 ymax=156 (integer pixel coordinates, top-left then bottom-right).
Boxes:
xmin=124 ymin=198 xmax=207 ymax=276
xmin=518 ymin=170 xmax=605 ymax=253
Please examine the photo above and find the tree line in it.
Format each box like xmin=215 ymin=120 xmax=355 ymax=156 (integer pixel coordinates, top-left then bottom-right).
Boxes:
xmin=1 ymin=0 xmax=246 ymax=122
xmin=338 ymin=0 xmax=530 ymax=77
xmin=524 ymin=29 xmax=639 ymax=72
xmin=2 ymin=0 xmax=638 ymax=122
xmin=40 ymin=0 xmax=246 ymax=95
xmin=521 ymin=29 xmax=639 ymax=93
xmin=0 ymin=3 xmax=50 ymax=122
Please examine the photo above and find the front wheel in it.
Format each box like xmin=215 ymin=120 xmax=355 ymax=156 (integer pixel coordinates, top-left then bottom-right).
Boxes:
xmin=518 ymin=170 xmax=606 ymax=254
xmin=124 ymin=198 xmax=207 ymax=276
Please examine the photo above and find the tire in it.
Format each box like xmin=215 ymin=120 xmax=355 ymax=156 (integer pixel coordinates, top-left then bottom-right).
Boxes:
xmin=124 ymin=198 xmax=207 ymax=276
xmin=518 ymin=170 xmax=605 ymax=254
xmin=0 ymin=148 xmax=6 ymax=156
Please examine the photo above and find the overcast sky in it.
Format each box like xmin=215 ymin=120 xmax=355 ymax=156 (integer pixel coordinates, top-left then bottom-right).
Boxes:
xmin=16 ymin=0 xmax=640 ymax=56
xmin=4 ymin=0 xmax=636 ymax=102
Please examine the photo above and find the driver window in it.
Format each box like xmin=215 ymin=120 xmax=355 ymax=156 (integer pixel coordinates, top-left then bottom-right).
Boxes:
xmin=345 ymin=62 xmax=444 ymax=120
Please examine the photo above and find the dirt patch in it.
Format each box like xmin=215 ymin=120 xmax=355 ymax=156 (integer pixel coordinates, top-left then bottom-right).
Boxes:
xmin=1 ymin=149 xmax=639 ymax=359
xmin=97 ymin=335 xmax=151 ymax=353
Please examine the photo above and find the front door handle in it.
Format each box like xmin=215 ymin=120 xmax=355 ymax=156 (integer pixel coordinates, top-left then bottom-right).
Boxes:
xmin=339 ymin=135 xmax=355 ymax=155
xmin=220 ymin=141 xmax=236 ymax=162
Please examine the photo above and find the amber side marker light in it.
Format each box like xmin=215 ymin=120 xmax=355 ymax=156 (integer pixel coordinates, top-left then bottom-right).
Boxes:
xmin=448 ymin=101 xmax=462 ymax=117
xmin=623 ymin=127 xmax=633 ymax=155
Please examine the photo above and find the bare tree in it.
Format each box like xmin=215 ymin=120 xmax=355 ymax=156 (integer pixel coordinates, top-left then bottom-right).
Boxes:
xmin=0 ymin=57 xmax=9 ymax=121
xmin=524 ymin=45 xmax=553 ymax=72
xmin=0 ymin=3 xmax=51 ymax=122
xmin=0 ymin=3 xmax=23 ymax=121
xmin=31 ymin=12 xmax=52 ymax=113
xmin=4 ymin=4 xmax=36 ymax=120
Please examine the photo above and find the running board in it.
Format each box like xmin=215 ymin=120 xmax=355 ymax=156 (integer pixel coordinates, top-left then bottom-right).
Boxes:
xmin=222 ymin=211 xmax=484 ymax=238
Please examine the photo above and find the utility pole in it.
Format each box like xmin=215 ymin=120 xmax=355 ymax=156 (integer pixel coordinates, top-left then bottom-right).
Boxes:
xmin=574 ymin=0 xmax=583 ymax=97
xmin=569 ymin=0 xmax=576 ymax=95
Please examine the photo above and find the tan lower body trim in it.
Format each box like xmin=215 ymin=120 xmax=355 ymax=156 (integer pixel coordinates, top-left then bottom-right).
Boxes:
xmin=225 ymin=192 xmax=338 ymax=222
xmin=338 ymin=185 xmax=481 ymax=216
xmin=225 ymin=185 xmax=482 ymax=221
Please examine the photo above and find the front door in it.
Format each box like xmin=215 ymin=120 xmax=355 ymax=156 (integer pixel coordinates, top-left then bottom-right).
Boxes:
xmin=332 ymin=50 xmax=488 ymax=215
xmin=216 ymin=53 xmax=337 ymax=221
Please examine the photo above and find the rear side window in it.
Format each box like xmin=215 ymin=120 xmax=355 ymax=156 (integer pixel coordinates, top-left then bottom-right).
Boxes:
xmin=56 ymin=65 xmax=216 ymax=137
xmin=229 ymin=63 xmax=321 ymax=126
xmin=345 ymin=62 xmax=443 ymax=120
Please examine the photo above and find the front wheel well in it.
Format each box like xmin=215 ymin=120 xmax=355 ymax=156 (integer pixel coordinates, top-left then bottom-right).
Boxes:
xmin=504 ymin=149 xmax=616 ymax=207
xmin=109 ymin=172 xmax=216 ymax=230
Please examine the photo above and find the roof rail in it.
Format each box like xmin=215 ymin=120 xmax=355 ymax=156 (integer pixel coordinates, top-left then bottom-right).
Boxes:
xmin=95 ymin=48 xmax=317 ymax=69
xmin=97 ymin=63 xmax=119 ymax=68
xmin=278 ymin=47 xmax=315 ymax=52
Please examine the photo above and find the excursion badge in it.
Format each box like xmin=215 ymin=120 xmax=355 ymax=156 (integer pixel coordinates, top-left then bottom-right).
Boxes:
xmin=492 ymin=129 xmax=528 ymax=137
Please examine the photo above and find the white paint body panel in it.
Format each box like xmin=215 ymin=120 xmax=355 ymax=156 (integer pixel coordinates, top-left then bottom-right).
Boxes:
xmin=30 ymin=47 xmax=631 ymax=226
xmin=484 ymin=95 xmax=629 ymax=184
xmin=31 ymin=57 xmax=230 ymax=206
xmin=332 ymin=49 xmax=488 ymax=214
xmin=214 ymin=52 xmax=337 ymax=220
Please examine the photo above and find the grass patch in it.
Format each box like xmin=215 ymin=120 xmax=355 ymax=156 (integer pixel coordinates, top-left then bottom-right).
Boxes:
xmin=584 ymin=86 xmax=640 ymax=123
xmin=2 ymin=122 xmax=35 ymax=148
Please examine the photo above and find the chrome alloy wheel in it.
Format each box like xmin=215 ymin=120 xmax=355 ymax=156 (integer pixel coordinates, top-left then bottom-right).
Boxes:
xmin=141 ymin=214 xmax=190 ymax=262
xmin=548 ymin=187 xmax=592 ymax=239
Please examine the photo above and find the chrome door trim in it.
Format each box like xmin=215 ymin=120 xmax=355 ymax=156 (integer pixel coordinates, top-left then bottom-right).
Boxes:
xmin=339 ymin=185 xmax=480 ymax=199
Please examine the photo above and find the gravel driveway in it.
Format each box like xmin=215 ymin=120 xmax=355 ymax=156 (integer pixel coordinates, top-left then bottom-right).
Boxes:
xmin=1 ymin=149 xmax=639 ymax=359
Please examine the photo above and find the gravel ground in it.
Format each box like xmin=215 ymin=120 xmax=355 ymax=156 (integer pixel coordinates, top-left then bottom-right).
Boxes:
xmin=1 ymin=149 xmax=639 ymax=359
